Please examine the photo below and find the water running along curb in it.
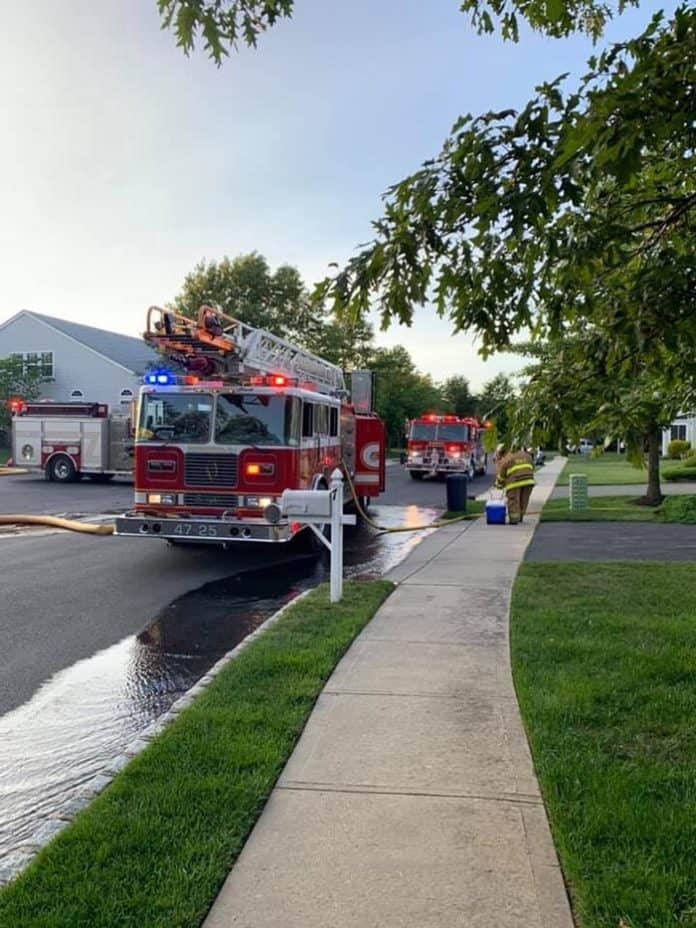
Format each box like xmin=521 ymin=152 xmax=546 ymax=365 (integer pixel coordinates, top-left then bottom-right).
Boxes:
xmin=0 ymin=587 xmax=314 ymax=887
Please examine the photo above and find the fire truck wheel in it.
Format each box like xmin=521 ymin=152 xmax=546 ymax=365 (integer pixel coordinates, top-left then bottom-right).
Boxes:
xmin=409 ymin=471 xmax=425 ymax=481
xmin=48 ymin=454 xmax=78 ymax=483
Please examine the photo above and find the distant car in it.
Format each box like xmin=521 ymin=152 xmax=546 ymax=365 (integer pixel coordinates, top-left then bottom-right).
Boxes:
xmin=578 ymin=439 xmax=593 ymax=454
xmin=534 ymin=448 xmax=546 ymax=466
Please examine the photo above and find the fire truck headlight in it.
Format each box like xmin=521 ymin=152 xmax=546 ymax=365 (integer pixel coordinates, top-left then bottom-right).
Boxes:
xmin=147 ymin=493 xmax=162 ymax=504
xmin=450 ymin=451 xmax=461 ymax=459
xmin=21 ymin=443 xmax=33 ymax=460
xmin=160 ymin=494 xmax=176 ymax=505
xmin=259 ymin=497 xmax=273 ymax=508
xmin=264 ymin=502 xmax=282 ymax=524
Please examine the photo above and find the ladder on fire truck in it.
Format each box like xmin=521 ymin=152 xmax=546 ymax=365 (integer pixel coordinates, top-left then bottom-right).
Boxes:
xmin=144 ymin=305 xmax=347 ymax=397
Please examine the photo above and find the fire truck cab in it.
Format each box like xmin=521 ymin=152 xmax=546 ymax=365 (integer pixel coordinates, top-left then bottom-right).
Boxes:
xmin=10 ymin=400 xmax=133 ymax=482
xmin=405 ymin=414 xmax=487 ymax=481
xmin=115 ymin=306 xmax=385 ymax=545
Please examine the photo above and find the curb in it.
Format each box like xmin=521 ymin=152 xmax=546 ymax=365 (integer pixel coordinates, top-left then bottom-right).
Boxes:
xmin=0 ymin=587 xmax=314 ymax=887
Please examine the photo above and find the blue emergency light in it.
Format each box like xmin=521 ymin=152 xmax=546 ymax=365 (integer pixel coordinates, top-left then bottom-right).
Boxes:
xmin=144 ymin=370 xmax=175 ymax=386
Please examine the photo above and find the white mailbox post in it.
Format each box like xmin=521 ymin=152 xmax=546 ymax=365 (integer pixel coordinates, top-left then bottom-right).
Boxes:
xmin=278 ymin=469 xmax=356 ymax=602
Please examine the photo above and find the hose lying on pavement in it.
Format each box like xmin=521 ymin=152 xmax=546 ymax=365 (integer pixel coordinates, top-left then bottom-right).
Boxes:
xmin=0 ymin=515 xmax=114 ymax=535
xmin=0 ymin=467 xmax=28 ymax=476
xmin=341 ymin=464 xmax=478 ymax=535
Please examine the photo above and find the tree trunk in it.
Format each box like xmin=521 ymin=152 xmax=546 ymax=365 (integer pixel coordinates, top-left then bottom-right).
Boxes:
xmin=644 ymin=424 xmax=663 ymax=506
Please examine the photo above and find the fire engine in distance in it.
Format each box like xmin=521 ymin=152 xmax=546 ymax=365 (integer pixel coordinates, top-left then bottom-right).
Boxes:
xmin=405 ymin=414 xmax=488 ymax=481
xmin=114 ymin=306 xmax=385 ymax=546
xmin=10 ymin=399 xmax=133 ymax=483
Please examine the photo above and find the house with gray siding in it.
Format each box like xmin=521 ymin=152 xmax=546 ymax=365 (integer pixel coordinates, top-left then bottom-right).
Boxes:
xmin=0 ymin=310 xmax=161 ymax=409
xmin=662 ymin=412 xmax=696 ymax=456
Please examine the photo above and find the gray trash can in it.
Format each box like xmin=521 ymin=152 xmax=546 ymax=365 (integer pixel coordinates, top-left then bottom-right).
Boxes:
xmin=446 ymin=474 xmax=468 ymax=512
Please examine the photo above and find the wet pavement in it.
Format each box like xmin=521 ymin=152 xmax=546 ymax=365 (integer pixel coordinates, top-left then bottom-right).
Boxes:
xmin=0 ymin=504 xmax=438 ymax=862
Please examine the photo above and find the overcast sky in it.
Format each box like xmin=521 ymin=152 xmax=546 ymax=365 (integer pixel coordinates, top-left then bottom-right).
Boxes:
xmin=0 ymin=1 xmax=669 ymax=388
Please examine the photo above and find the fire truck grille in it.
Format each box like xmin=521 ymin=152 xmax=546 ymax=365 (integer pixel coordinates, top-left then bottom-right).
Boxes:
xmin=182 ymin=493 xmax=239 ymax=508
xmin=184 ymin=453 xmax=238 ymax=487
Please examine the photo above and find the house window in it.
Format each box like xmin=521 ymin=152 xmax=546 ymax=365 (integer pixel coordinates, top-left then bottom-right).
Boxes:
xmin=11 ymin=351 xmax=54 ymax=378
xmin=671 ymin=425 xmax=687 ymax=441
xmin=70 ymin=389 xmax=84 ymax=399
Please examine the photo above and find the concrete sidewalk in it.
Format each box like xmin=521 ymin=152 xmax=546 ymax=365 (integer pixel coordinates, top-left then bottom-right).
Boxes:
xmin=204 ymin=458 xmax=570 ymax=928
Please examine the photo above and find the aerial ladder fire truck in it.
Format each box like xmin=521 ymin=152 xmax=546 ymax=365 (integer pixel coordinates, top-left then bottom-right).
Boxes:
xmin=114 ymin=306 xmax=385 ymax=546
xmin=405 ymin=413 xmax=488 ymax=481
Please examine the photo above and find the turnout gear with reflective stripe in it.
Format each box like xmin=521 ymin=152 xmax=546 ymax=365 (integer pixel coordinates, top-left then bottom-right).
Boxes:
xmin=495 ymin=451 xmax=535 ymax=492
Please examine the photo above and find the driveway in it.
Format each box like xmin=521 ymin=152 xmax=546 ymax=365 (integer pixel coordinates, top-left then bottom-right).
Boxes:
xmin=526 ymin=522 xmax=696 ymax=562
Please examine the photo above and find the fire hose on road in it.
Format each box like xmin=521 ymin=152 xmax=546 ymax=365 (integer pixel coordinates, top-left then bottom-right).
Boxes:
xmin=0 ymin=515 xmax=114 ymax=535
xmin=341 ymin=463 xmax=476 ymax=535
xmin=0 ymin=468 xmax=475 ymax=538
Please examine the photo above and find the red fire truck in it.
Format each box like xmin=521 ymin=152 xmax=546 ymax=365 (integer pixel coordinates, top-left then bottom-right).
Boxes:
xmin=114 ymin=306 xmax=385 ymax=546
xmin=10 ymin=400 xmax=133 ymax=482
xmin=405 ymin=414 xmax=487 ymax=481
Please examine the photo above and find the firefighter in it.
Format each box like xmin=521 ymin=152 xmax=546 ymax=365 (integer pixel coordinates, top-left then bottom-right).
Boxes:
xmin=495 ymin=444 xmax=535 ymax=524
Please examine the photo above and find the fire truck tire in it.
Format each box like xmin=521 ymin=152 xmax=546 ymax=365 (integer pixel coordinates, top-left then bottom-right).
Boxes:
xmin=48 ymin=454 xmax=78 ymax=483
xmin=409 ymin=471 xmax=425 ymax=480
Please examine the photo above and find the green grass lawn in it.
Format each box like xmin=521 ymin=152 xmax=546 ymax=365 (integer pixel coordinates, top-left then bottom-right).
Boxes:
xmin=512 ymin=563 xmax=696 ymax=928
xmin=541 ymin=494 xmax=696 ymax=523
xmin=442 ymin=499 xmax=485 ymax=520
xmin=0 ymin=580 xmax=393 ymax=928
xmin=556 ymin=452 xmax=675 ymax=486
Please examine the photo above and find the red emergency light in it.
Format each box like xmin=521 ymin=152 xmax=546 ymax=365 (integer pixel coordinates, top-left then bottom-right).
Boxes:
xmin=248 ymin=374 xmax=290 ymax=388
xmin=6 ymin=397 xmax=25 ymax=415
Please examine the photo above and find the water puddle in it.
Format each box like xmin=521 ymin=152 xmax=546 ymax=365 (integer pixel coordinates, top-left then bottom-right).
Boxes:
xmin=0 ymin=505 xmax=438 ymax=861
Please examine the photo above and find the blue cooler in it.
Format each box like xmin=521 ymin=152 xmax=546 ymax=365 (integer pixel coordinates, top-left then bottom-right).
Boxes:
xmin=485 ymin=499 xmax=506 ymax=525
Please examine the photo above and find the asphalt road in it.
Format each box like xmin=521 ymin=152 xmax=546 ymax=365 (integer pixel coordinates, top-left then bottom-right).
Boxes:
xmin=0 ymin=473 xmax=134 ymax=517
xmin=0 ymin=462 xmax=494 ymax=517
xmin=0 ymin=533 xmax=304 ymax=716
xmin=378 ymin=460 xmax=494 ymax=506
xmin=0 ymin=460 xmax=490 ymax=717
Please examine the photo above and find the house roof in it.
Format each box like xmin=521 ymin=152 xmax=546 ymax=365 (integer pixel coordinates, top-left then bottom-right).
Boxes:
xmin=2 ymin=310 xmax=160 ymax=374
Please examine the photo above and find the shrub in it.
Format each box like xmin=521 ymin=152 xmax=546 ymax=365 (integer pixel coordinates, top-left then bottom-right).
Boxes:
xmin=663 ymin=465 xmax=696 ymax=482
xmin=667 ymin=439 xmax=691 ymax=459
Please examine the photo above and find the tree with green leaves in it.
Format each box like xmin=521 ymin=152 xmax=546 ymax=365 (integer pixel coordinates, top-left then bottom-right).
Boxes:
xmin=510 ymin=334 xmax=695 ymax=504
xmin=441 ymin=375 xmax=477 ymax=418
xmin=170 ymin=252 xmax=318 ymax=342
xmin=170 ymin=252 xmax=375 ymax=371
xmin=303 ymin=315 xmax=375 ymax=372
xmin=477 ymin=373 xmax=516 ymax=439
xmin=157 ymin=1 xmax=641 ymax=64
xmin=370 ymin=346 xmax=443 ymax=448
xmin=0 ymin=357 xmax=43 ymax=443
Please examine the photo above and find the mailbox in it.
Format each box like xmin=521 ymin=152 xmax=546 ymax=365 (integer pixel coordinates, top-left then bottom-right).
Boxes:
xmin=279 ymin=489 xmax=332 ymax=519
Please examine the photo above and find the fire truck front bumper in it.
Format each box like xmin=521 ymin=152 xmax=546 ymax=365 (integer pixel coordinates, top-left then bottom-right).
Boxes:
xmin=114 ymin=512 xmax=295 ymax=544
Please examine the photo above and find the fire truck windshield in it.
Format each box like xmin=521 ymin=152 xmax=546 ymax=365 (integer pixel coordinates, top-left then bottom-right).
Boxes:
xmin=139 ymin=393 xmax=212 ymax=442
xmin=215 ymin=393 xmax=301 ymax=447
xmin=410 ymin=423 xmax=437 ymax=441
xmin=438 ymin=423 xmax=470 ymax=442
